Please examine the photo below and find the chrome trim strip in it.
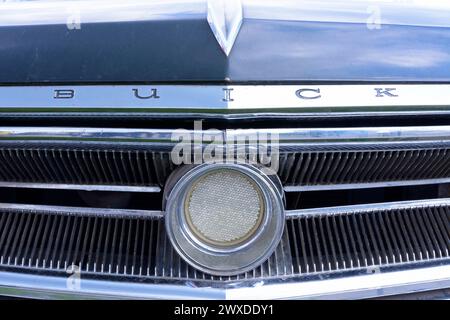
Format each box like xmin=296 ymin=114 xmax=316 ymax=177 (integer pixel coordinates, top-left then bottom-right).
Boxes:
xmin=1 ymin=198 xmax=445 ymax=224
xmin=0 ymin=270 xmax=224 ymax=300
xmin=227 ymin=264 xmax=450 ymax=300
xmin=4 ymin=110 xmax=450 ymax=119
xmin=0 ymin=264 xmax=449 ymax=299
xmin=0 ymin=127 xmax=180 ymax=143
xmin=0 ymin=84 xmax=449 ymax=112
xmin=0 ymin=126 xmax=449 ymax=143
xmin=0 ymin=203 xmax=164 ymax=219
xmin=0 ymin=181 xmax=161 ymax=193
xmin=285 ymin=198 xmax=450 ymax=218
xmin=229 ymin=126 xmax=450 ymax=143
xmin=284 ymin=178 xmax=450 ymax=192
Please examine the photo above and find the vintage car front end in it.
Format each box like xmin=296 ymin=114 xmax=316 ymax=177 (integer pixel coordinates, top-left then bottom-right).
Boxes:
xmin=0 ymin=0 xmax=448 ymax=299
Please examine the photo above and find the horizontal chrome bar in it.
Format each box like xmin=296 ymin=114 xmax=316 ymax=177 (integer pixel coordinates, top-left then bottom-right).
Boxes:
xmin=0 ymin=127 xmax=181 ymax=143
xmin=0 ymin=270 xmax=223 ymax=300
xmin=0 ymin=264 xmax=449 ymax=299
xmin=0 ymin=126 xmax=449 ymax=143
xmin=2 ymin=198 xmax=446 ymax=221
xmin=4 ymin=110 xmax=450 ymax=120
xmin=0 ymin=203 xmax=164 ymax=220
xmin=0 ymin=181 xmax=161 ymax=193
xmin=227 ymin=264 xmax=450 ymax=300
xmin=286 ymin=198 xmax=450 ymax=218
xmin=284 ymin=178 xmax=450 ymax=192
xmin=0 ymin=84 xmax=449 ymax=113
xmin=228 ymin=126 xmax=450 ymax=143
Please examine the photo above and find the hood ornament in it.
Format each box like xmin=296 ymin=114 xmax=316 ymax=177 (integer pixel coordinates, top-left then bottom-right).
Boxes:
xmin=207 ymin=0 xmax=243 ymax=56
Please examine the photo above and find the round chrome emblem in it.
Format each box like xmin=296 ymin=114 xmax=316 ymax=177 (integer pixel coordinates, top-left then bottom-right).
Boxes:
xmin=164 ymin=163 xmax=285 ymax=276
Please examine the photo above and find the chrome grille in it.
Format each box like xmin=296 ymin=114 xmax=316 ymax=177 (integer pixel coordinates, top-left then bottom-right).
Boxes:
xmin=0 ymin=126 xmax=448 ymax=292
xmin=0 ymin=205 xmax=293 ymax=281
xmin=280 ymin=148 xmax=450 ymax=188
xmin=0 ymin=200 xmax=448 ymax=284
xmin=0 ymin=148 xmax=174 ymax=188
xmin=287 ymin=202 xmax=450 ymax=274
xmin=0 ymin=144 xmax=448 ymax=191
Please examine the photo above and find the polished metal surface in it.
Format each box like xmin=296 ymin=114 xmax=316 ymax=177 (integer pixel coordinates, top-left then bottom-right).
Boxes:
xmin=0 ymin=264 xmax=449 ymax=300
xmin=228 ymin=264 xmax=450 ymax=300
xmin=207 ymin=0 xmax=242 ymax=56
xmin=0 ymin=203 xmax=163 ymax=219
xmin=0 ymin=84 xmax=449 ymax=113
xmin=0 ymin=126 xmax=447 ymax=192
xmin=373 ymin=288 xmax=450 ymax=300
xmin=1 ymin=0 xmax=449 ymax=300
xmin=0 ymin=198 xmax=447 ymax=281
xmin=0 ymin=125 xmax=449 ymax=143
xmin=287 ymin=198 xmax=449 ymax=275
xmin=0 ymin=147 xmax=175 ymax=191
xmin=0 ymin=181 xmax=160 ymax=193
xmin=164 ymin=163 xmax=285 ymax=275
xmin=278 ymin=148 xmax=450 ymax=190
xmin=0 ymin=270 xmax=224 ymax=300
xmin=0 ymin=196 xmax=447 ymax=298
xmin=286 ymin=198 xmax=450 ymax=218
xmin=0 ymin=202 xmax=293 ymax=281
xmin=0 ymin=126 xmax=179 ymax=142
xmin=284 ymin=178 xmax=450 ymax=192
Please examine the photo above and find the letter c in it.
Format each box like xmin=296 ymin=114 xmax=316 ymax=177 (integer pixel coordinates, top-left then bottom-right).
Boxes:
xmin=295 ymin=88 xmax=321 ymax=99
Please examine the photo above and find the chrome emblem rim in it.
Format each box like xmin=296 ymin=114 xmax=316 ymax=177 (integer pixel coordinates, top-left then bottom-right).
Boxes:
xmin=164 ymin=163 xmax=285 ymax=276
